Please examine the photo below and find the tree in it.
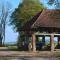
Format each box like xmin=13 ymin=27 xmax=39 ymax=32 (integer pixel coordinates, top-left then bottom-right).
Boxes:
xmin=10 ymin=0 xmax=44 ymax=49
xmin=10 ymin=0 xmax=44 ymax=32
xmin=48 ymin=0 xmax=60 ymax=9
xmin=0 ymin=2 xmax=11 ymax=45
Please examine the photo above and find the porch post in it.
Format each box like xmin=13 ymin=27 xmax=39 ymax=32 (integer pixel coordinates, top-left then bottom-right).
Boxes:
xmin=42 ymin=36 xmax=45 ymax=49
xmin=58 ymin=36 xmax=60 ymax=45
xmin=42 ymin=36 xmax=45 ymax=45
xmin=50 ymin=34 xmax=54 ymax=52
xmin=32 ymin=34 xmax=36 ymax=52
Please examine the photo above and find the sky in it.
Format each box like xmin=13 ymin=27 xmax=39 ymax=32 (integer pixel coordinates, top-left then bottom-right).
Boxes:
xmin=2 ymin=0 xmax=22 ymax=43
xmin=0 ymin=0 xmax=58 ymax=43
xmin=5 ymin=0 xmax=23 ymax=43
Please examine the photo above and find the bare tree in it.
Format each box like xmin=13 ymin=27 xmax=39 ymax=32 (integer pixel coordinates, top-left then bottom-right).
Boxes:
xmin=0 ymin=1 xmax=11 ymax=46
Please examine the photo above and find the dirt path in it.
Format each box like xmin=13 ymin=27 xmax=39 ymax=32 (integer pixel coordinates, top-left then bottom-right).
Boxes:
xmin=0 ymin=51 xmax=53 ymax=57
xmin=0 ymin=56 xmax=60 ymax=60
xmin=0 ymin=51 xmax=60 ymax=60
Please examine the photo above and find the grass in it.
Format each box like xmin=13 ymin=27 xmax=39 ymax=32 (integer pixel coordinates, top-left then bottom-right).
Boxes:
xmin=8 ymin=46 xmax=18 ymax=49
xmin=4 ymin=43 xmax=18 ymax=50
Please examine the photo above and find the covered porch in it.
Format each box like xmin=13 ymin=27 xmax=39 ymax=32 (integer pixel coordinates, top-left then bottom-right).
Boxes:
xmin=30 ymin=33 xmax=60 ymax=52
xmin=20 ymin=32 xmax=60 ymax=52
xmin=19 ymin=9 xmax=60 ymax=52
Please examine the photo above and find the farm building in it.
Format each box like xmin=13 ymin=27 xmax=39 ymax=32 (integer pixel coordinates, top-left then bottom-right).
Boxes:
xmin=19 ymin=9 xmax=60 ymax=52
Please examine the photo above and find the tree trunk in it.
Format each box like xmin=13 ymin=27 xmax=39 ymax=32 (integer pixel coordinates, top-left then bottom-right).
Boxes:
xmin=0 ymin=34 xmax=2 ymax=46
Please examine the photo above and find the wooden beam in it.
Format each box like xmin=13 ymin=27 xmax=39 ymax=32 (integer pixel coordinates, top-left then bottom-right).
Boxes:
xmin=50 ymin=34 xmax=54 ymax=52
xmin=42 ymin=36 xmax=45 ymax=45
xmin=42 ymin=36 xmax=45 ymax=50
xmin=58 ymin=36 xmax=60 ymax=45
xmin=32 ymin=34 xmax=36 ymax=52
xmin=35 ymin=33 xmax=60 ymax=36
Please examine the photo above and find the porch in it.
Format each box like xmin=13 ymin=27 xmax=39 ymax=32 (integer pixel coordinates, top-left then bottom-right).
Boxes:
xmin=20 ymin=33 xmax=60 ymax=52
